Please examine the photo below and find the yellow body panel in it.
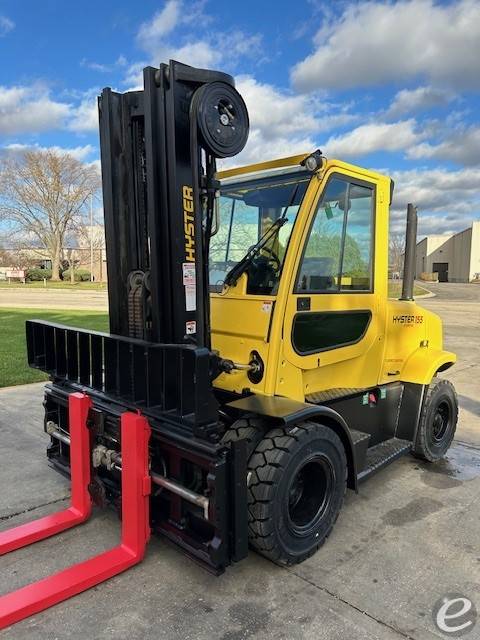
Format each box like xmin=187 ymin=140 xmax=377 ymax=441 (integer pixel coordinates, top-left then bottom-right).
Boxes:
xmin=211 ymin=278 xmax=273 ymax=394
xmin=211 ymin=153 xmax=455 ymax=400
xmin=382 ymin=300 xmax=456 ymax=384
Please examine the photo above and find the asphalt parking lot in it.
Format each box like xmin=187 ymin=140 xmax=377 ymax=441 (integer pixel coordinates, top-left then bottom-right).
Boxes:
xmin=0 ymin=283 xmax=479 ymax=639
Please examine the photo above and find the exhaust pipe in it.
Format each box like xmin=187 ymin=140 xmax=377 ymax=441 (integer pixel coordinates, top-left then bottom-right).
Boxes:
xmin=400 ymin=203 xmax=418 ymax=301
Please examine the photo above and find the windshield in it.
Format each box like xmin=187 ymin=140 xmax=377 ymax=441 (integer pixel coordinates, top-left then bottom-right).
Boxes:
xmin=209 ymin=171 xmax=310 ymax=295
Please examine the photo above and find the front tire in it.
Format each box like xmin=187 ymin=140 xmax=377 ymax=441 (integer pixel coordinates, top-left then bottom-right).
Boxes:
xmin=413 ymin=378 xmax=458 ymax=462
xmin=247 ymin=422 xmax=347 ymax=565
xmin=221 ymin=417 xmax=265 ymax=458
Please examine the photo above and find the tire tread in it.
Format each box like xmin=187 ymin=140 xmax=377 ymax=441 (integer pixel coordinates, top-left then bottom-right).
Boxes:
xmin=247 ymin=421 xmax=347 ymax=565
xmin=413 ymin=377 xmax=458 ymax=462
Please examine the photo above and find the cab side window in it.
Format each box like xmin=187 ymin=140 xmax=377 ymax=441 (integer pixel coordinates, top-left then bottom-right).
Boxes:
xmin=296 ymin=176 xmax=374 ymax=292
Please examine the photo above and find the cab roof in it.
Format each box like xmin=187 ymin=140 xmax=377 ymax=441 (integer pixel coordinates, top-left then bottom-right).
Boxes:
xmin=217 ymin=152 xmax=390 ymax=187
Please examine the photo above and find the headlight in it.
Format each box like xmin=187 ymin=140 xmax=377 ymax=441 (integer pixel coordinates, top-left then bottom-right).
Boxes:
xmin=301 ymin=149 xmax=323 ymax=172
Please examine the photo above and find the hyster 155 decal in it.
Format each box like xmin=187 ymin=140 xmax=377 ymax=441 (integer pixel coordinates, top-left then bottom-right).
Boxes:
xmin=392 ymin=315 xmax=424 ymax=325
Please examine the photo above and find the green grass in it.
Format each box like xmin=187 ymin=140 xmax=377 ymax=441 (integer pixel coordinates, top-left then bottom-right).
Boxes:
xmin=0 ymin=281 xmax=107 ymax=290
xmin=388 ymin=281 xmax=430 ymax=298
xmin=0 ymin=308 xmax=109 ymax=388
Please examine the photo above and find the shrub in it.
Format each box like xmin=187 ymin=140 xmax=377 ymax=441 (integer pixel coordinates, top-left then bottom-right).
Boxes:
xmin=26 ymin=268 xmax=52 ymax=281
xmin=62 ymin=268 xmax=91 ymax=282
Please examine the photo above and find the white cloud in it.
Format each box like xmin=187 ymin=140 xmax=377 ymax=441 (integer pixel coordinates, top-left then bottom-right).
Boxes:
xmin=135 ymin=0 xmax=218 ymax=66
xmin=222 ymin=128 xmax=317 ymax=169
xmin=388 ymin=166 xmax=480 ymax=235
xmin=3 ymin=143 xmax=95 ymax=161
xmin=80 ymin=55 xmax=127 ymax=73
xmin=325 ymin=120 xmax=421 ymax=158
xmin=137 ymin=0 xmax=181 ymax=51
xmin=126 ymin=2 xmax=263 ymax=87
xmin=0 ymin=15 xmax=14 ymax=37
xmin=219 ymin=75 xmax=356 ymax=168
xmin=387 ymin=86 xmax=454 ymax=118
xmin=408 ymin=125 xmax=480 ymax=166
xmin=159 ymin=40 xmax=221 ymax=68
xmin=0 ymin=85 xmax=71 ymax=135
xmin=68 ymin=95 xmax=99 ymax=133
xmin=123 ymin=39 xmax=221 ymax=89
xmin=237 ymin=76 xmax=319 ymax=140
xmin=217 ymin=32 xmax=265 ymax=63
xmin=0 ymin=83 xmax=102 ymax=136
xmin=136 ymin=0 xmax=213 ymax=54
xmin=291 ymin=0 xmax=480 ymax=92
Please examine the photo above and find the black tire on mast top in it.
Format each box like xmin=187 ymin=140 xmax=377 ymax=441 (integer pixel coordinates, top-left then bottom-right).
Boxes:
xmin=193 ymin=82 xmax=249 ymax=158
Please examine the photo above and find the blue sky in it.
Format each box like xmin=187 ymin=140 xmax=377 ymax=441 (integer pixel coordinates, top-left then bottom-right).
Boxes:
xmin=1 ymin=0 xmax=479 ymax=236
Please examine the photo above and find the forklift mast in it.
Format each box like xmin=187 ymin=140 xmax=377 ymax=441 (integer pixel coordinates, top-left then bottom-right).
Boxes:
xmin=99 ymin=60 xmax=248 ymax=347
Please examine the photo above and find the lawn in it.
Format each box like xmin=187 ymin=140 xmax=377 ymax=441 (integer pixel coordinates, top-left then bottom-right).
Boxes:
xmin=0 ymin=281 xmax=107 ymax=290
xmin=388 ymin=280 xmax=430 ymax=298
xmin=0 ymin=308 xmax=109 ymax=388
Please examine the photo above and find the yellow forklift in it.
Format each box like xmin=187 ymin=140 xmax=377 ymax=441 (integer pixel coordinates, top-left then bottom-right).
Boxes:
xmin=0 ymin=60 xmax=458 ymax=628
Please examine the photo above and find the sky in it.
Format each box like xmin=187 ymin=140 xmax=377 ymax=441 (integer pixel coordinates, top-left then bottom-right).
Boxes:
xmin=0 ymin=0 xmax=479 ymax=237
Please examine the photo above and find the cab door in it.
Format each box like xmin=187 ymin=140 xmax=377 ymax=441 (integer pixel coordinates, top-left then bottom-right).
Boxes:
xmin=281 ymin=168 xmax=387 ymax=397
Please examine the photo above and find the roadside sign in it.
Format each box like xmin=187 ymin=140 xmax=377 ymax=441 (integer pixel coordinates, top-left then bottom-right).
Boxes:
xmin=6 ymin=269 xmax=25 ymax=279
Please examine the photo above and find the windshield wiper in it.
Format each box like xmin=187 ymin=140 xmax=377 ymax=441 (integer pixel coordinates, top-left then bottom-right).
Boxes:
xmin=224 ymin=217 xmax=287 ymax=287
xmin=224 ymin=182 xmax=301 ymax=288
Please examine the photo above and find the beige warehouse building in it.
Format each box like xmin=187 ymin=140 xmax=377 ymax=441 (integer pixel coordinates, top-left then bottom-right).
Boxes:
xmin=415 ymin=220 xmax=480 ymax=282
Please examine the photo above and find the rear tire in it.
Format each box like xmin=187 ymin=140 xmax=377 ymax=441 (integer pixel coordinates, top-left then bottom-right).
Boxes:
xmin=413 ymin=378 xmax=458 ymax=462
xmin=247 ymin=422 xmax=347 ymax=565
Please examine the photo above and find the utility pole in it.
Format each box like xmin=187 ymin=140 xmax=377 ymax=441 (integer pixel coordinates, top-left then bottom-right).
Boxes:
xmin=90 ymin=194 xmax=94 ymax=282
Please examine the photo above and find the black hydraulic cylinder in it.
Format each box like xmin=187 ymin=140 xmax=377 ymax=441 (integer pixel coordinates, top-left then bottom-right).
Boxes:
xmin=400 ymin=203 xmax=418 ymax=301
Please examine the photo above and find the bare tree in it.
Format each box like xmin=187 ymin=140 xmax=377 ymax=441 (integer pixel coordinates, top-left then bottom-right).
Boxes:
xmin=0 ymin=150 xmax=100 ymax=280
xmin=62 ymin=247 xmax=80 ymax=283
xmin=389 ymin=232 xmax=405 ymax=277
xmin=0 ymin=244 xmax=8 ymax=266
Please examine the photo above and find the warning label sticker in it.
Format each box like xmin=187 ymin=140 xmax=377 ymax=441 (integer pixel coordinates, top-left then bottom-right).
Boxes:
xmin=183 ymin=263 xmax=196 ymax=286
xmin=185 ymin=284 xmax=196 ymax=311
xmin=186 ymin=320 xmax=196 ymax=335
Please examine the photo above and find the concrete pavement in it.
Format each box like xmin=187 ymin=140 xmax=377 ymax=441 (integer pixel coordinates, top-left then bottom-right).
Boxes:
xmin=0 ymin=283 xmax=479 ymax=639
xmin=0 ymin=287 xmax=108 ymax=310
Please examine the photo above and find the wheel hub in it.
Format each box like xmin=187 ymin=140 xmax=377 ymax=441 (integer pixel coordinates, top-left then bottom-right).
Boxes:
xmin=432 ymin=401 xmax=451 ymax=443
xmin=287 ymin=455 xmax=334 ymax=536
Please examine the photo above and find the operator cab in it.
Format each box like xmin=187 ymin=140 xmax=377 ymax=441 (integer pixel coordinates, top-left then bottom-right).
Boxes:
xmin=209 ymin=152 xmax=387 ymax=400
xmin=210 ymin=160 xmax=373 ymax=297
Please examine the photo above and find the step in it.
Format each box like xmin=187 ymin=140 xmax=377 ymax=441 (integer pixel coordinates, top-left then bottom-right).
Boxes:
xmin=349 ymin=428 xmax=371 ymax=446
xmin=358 ymin=437 xmax=412 ymax=483
xmin=349 ymin=428 xmax=371 ymax=478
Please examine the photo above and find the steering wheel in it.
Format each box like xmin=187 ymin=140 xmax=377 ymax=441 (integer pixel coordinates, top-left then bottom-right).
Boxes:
xmin=257 ymin=245 xmax=281 ymax=272
xmin=245 ymin=246 xmax=282 ymax=295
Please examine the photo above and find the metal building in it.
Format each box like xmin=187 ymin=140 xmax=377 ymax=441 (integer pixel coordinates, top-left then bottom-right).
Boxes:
xmin=415 ymin=220 xmax=480 ymax=282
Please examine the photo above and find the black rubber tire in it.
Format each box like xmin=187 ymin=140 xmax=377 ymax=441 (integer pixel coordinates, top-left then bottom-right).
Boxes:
xmin=413 ymin=378 xmax=458 ymax=462
xmin=221 ymin=417 xmax=265 ymax=459
xmin=247 ymin=422 xmax=347 ymax=565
